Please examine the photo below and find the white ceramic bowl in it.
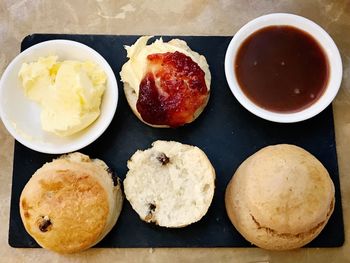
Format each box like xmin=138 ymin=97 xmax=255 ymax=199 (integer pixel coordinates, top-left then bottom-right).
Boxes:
xmin=0 ymin=39 xmax=118 ymax=154
xmin=224 ymin=13 xmax=342 ymax=123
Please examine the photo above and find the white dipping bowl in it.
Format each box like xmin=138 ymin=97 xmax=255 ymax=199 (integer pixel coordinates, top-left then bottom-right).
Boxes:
xmin=0 ymin=39 xmax=118 ymax=154
xmin=224 ymin=13 xmax=342 ymax=123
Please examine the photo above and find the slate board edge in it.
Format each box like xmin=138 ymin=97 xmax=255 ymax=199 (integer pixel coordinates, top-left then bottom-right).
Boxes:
xmin=8 ymin=34 xmax=345 ymax=249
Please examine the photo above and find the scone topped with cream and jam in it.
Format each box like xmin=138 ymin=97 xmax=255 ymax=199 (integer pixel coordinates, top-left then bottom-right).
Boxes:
xmin=120 ymin=36 xmax=211 ymax=128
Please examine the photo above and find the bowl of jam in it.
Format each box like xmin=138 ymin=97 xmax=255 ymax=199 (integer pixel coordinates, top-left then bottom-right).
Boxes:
xmin=225 ymin=13 xmax=342 ymax=123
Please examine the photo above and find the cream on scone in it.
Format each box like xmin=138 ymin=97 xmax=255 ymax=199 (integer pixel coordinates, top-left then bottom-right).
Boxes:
xmin=225 ymin=144 xmax=335 ymax=250
xmin=120 ymin=36 xmax=211 ymax=128
xmin=19 ymin=152 xmax=123 ymax=253
xmin=124 ymin=140 xmax=215 ymax=227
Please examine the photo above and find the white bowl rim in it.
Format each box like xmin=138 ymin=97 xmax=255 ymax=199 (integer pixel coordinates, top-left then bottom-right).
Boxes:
xmin=224 ymin=13 xmax=343 ymax=123
xmin=0 ymin=39 xmax=118 ymax=154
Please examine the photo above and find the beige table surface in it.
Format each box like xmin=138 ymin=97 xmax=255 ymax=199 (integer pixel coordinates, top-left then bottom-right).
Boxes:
xmin=1 ymin=0 xmax=349 ymax=262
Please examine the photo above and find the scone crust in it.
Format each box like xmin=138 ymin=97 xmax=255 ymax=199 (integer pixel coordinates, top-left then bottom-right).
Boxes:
xmin=124 ymin=140 xmax=215 ymax=227
xmin=20 ymin=153 xmax=123 ymax=253
xmin=225 ymin=144 xmax=335 ymax=250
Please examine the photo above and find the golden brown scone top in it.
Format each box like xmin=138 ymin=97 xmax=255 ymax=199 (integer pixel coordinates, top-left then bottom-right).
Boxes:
xmin=243 ymin=144 xmax=334 ymax=234
xmin=20 ymin=153 xmax=110 ymax=253
xmin=225 ymin=144 xmax=335 ymax=250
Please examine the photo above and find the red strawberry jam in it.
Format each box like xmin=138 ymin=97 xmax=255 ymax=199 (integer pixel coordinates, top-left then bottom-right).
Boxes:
xmin=136 ymin=51 xmax=209 ymax=127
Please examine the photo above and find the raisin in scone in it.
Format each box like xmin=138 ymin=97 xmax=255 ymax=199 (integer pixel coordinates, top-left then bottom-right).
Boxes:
xmin=124 ymin=140 xmax=215 ymax=227
xmin=19 ymin=152 xmax=123 ymax=253
xmin=120 ymin=36 xmax=211 ymax=128
xmin=225 ymin=144 xmax=335 ymax=250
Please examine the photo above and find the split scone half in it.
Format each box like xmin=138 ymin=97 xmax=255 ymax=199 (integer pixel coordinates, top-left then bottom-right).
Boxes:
xmin=20 ymin=152 xmax=123 ymax=253
xmin=120 ymin=36 xmax=211 ymax=128
xmin=124 ymin=140 xmax=215 ymax=227
xmin=225 ymin=144 xmax=335 ymax=250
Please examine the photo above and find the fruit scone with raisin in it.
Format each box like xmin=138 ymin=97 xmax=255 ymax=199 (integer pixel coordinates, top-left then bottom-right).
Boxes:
xmin=124 ymin=140 xmax=215 ymax=227
xmin=120 ymin=36 xmax=211 ymax=127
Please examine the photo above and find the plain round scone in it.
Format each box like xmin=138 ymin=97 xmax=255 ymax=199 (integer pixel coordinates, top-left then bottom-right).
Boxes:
xmin=19 ymin=152 xmax=123 ymax=253
xmin=124 ymin=140 xmax=215 ymax=227
xmin=225 ymin=144 xmax=335 ymax=250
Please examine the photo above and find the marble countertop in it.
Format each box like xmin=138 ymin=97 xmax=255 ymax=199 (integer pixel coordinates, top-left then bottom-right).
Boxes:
xmin=1 ymin=0 xmax=349 ymax=262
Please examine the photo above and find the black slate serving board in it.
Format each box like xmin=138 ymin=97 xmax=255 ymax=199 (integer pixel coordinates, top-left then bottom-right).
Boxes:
xmin=9 ymin=34 xmax=344 ymax=248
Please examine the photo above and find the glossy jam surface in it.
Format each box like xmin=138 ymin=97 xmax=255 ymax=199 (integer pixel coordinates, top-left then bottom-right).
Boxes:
xmin=137 ymin=51 xmax=208 ymax=127
xmin=235 ymin=25 xmax=329 ymax=113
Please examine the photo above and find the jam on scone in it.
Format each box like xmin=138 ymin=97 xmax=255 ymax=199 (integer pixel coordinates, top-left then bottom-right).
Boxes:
xmin=137 ymin=51 xmax=209 ymax=127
